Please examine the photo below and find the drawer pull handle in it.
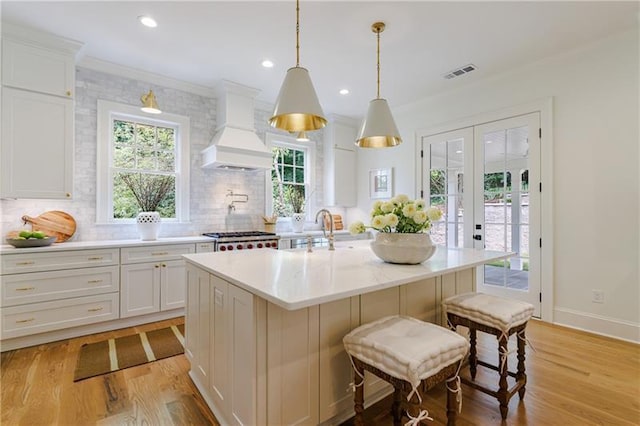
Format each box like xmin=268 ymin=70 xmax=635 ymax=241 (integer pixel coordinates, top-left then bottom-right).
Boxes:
xmin=15 ymin=286 xmax=35 ymax=291
xmin=152 ymin=252 xmax=169 ymax=256
xmin=87 ymin=279 xmax=103 ymax=284
xmin=88 ymin=307 xmax=103 ymax=312
xmin=16 ymin=318 xmax=34 ymax=324
xmin=88 ymin=256 xmax=104 ymax=261
xmin=16 ymin=261 xmax=35 ymax=266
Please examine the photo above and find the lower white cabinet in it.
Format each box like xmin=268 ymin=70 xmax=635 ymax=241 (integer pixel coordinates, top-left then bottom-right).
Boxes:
xmin=120 ymin=244 xmax=194 ymax=318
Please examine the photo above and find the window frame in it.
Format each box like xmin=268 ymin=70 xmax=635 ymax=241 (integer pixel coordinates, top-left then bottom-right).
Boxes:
xmin=96 ymin=100 xmax=190 ymax=224
xmin=265 ymin=132 xmax=316 ymax=220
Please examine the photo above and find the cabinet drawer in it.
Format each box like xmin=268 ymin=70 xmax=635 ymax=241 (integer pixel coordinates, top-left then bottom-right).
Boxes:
xmin=196 ymin=242 xmax=215 ymax=253
xmin=1 ymin=266 xmax=119 ymax=307
xmin=121 ymin=244 xmax=195 ymax=264
xmin=0 ymin=293 xmax=119 ymax=339
xmin=1 ymin=249 xmax=119 ymax=274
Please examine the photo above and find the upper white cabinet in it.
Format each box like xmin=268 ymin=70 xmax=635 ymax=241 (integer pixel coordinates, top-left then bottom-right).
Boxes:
xmin=0 ymin=24 xmax=82 ymax=199
xmin=2 ymin=38 xmax=76 ymax=98
xmin=324 ymin=116 xmax=358 ymax=207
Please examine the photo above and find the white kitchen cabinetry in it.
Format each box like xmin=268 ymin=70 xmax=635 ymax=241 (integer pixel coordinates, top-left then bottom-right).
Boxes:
xmin=324 ymin=116 xmax=358 ymax=207
xmin=0 ymin=26 xmax=81 ymax=199
xmin=120 ymin=244 xmax=195 ymax=318
xmin=0 ymin=249 xmax=120 ymax=340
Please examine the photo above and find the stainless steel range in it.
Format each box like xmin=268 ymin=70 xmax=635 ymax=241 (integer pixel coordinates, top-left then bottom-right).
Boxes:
xmin=203 ymin=231 xmax=280 ymax=252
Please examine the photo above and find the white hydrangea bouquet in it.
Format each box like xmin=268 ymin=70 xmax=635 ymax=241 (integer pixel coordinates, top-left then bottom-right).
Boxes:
xmin=349 ymin=194 xmax=443 ymax=234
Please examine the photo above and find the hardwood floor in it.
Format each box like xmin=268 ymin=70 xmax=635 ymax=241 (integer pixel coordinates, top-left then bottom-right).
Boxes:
xmin=1 ymin=318 xmax=638 ymax=425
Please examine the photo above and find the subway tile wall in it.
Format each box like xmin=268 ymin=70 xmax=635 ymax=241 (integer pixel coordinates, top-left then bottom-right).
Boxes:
xmin=0 ymin=67 xmax=325 ymax=241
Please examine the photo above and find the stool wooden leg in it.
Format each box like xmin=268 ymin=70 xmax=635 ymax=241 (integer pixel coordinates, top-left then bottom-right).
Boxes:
xmin=517 ymin=328 xmax=527 ymax=400
xmin=497 ymin=334 xmax=509 ymax=420
xmin=469 ymin=327 xmax=478 ymax=380
xmin=446 ymin=376 xmax=459 ymax=426
xmin=353 ymin=359 xmax=365 ymax=426
xmin=391 ymin=387 xmax=403 ymax=426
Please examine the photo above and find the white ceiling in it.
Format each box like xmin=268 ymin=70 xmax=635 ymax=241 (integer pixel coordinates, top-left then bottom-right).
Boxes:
xmin=2 ymin=1 xmax=637 ymax=119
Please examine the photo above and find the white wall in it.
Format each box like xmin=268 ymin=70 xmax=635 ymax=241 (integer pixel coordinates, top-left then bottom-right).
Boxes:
xmin=352 ymin=29 xmax=639 ymax=341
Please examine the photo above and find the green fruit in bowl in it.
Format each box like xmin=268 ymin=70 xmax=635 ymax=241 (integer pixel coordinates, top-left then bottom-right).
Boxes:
xmin=18 ymin=230 xmax=32 ymax=238
xmin=32 ymin=231 xmax=46 ymax=239
xmin=16 ymin=236 xmax=26 ymax=240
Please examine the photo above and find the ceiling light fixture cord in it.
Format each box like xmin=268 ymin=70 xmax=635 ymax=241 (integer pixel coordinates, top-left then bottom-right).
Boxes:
xmin=296 ymin=0 xmax=300 ymax=67
xmin=376 ymin=27 xmax=381 ymax=99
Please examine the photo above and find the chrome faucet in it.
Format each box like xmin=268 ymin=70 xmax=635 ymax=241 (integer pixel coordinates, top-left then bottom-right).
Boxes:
xmin=315 ymin=209 xmax=335 ymax=251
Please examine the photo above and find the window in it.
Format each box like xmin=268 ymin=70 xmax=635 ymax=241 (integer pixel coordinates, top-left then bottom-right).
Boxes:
xmin=97 ymin=100 xmax=190 ymax=223
xmin=265 ymin=133 xmax=315 ymax=218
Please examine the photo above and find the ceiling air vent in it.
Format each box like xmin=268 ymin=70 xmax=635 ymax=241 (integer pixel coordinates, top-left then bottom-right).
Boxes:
xmin=443 ymin=64 xmax=477 ymax=80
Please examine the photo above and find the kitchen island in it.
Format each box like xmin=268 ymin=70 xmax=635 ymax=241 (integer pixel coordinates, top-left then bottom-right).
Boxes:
xmin=183 ymin=240 xmax=511 ymax=426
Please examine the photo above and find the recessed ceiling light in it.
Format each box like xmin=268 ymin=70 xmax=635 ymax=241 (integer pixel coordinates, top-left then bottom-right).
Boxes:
xmin=455 ymin=150 xmax=463 ymax=154
xmin=138 ymin=16 xmax=157 ymax=28
xmin=339 ymin=89 xmax=350 ymax=95
xmin=486 ymin=140 xmax=493 ymax=144
xmin=261 ymin=59 xmax=274 ymax=68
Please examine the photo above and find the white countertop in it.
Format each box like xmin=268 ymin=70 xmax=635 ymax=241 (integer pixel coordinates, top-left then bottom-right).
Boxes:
xmin=183 ymin=240 xmax=512 ymax=310
xmin=276 ymin=230 xmax=358 ymax=239
xmin=0 ymin=236 xmax=214 ymax=254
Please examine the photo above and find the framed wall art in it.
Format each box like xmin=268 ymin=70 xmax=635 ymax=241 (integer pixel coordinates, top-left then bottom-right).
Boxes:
xmin=369 ymin=168 xmax=393 ymax=199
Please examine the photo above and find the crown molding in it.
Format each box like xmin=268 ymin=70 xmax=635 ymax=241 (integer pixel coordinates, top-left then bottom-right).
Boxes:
xmin=77 ymin=56 xmax=216 ymax=98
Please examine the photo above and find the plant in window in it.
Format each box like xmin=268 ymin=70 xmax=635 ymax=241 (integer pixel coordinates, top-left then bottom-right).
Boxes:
xmin=288 ymin=186 xmax=305 ymax=214
xmin=120 ymin=173 xmax=174 ymax=212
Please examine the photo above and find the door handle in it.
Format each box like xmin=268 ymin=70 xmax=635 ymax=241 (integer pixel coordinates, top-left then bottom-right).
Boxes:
xmin=473 ymin=235 xmax=482 ymax=241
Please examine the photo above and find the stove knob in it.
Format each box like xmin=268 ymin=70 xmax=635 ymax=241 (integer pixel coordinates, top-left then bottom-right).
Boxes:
xmin=257 ymin=243 xmax=263 ymax=248
xmin=237 ymin=244 xmax=243 ymax=250
xmin=227 ymin=245 xmax=233 ymax=251
xmin=219 ymin=246 xmax=226 ymax=251
xmin=247 ymin=243 xmax=254 ymax=249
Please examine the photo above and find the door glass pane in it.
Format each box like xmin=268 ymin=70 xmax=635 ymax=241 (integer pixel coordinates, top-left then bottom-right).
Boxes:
xmin=482 ymin=126 xmax=530 ymax=291
xmin=428 ymin=137 xmax=465 ymax=248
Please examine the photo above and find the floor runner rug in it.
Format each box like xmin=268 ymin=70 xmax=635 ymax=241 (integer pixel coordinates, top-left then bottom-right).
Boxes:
xmin=74 ymin=323 xmax=185 ymax=381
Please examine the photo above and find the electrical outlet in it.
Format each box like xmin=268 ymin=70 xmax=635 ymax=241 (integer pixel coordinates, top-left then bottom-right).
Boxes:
xmin=592 ymin=290 xmax=604 ymax=304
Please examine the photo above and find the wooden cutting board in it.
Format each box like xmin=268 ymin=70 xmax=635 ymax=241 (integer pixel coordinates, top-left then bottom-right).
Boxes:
xmin=20 ymin=211 xmax=77 ymax=242
xmin=324 ymin=214 xmax=344 ymax=231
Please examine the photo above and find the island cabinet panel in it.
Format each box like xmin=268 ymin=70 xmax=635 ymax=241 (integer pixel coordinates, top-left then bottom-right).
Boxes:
xmin=439 ymin=269 xmax=475 ymax=324
xmin=401 ymin=277 xmax=439 ymax=324
xmin=228 ymin=284 xmax=256 ymax=426
xmin=267 ymin=303 xmax=320 ymax=425
xmin=209 ymin=275 xmax=228 ymax=414
xmin=319 ymin=297 xmax=360 ymax=423
xmin=184 ymin=264 xmax=210 ymax=388
xmin=360 ymin=287 xmax=400 ymax=401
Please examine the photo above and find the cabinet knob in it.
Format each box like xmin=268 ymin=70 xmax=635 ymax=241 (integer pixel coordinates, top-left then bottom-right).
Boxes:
xmin=16 ymin=318 xmax=35 ymax=324
xmin=15 ymin=286 xmax=35 ymax=291
xmin=66 ymin=193 xmax=71 ymax=198
xmin=66 ymin=90 xmax=71 ymax=96
xmin=155 ymin=264 xmax=160 ymax=268
xmin=87 ymin=307 xmax=103 ymax=312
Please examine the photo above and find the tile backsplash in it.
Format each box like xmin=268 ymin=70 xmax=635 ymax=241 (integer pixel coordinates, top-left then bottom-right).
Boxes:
xmin=0 ymin=67 xmax=325 ymax=241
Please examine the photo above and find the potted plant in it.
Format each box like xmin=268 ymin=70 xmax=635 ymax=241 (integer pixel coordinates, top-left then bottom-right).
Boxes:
xmin=120 ymin=173 xmax=174 ymax=240
xmin=288 ymin=186 xmax=306 ymax=233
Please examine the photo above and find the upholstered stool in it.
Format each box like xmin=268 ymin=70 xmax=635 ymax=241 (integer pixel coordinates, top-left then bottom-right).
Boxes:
xmin=343 ymin=315 xmax=469 ymax=426
xmin=442 ymin=292 xmax=534 ymax=420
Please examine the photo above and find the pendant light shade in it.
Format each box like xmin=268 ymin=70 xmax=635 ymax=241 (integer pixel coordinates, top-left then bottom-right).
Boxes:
xmin=140 ymin=90 xmax=161 ymax=114
xmin=269 ymin=0 xmax=326 ymax=132
xmin=356 ymin=22 xmax=401 ymax=148
xmin=270 ymin=67 xmax=326 ymax=132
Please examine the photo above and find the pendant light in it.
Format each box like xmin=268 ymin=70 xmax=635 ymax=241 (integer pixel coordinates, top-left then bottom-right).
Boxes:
xmin=269 ymin=0 xmax=326 ymax=133
xmin=140 ymin=90 xmax=161 ymax=114
xmin=356 ymin=22 xmax=402 ymax=148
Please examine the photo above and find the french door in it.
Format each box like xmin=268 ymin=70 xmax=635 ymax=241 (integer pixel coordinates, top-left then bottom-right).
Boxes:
xmin=422 ymin=113 xmax=541 ymax=316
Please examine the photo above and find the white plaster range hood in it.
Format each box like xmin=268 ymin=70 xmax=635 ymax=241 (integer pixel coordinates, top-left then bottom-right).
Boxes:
xmin=201 ymin=80 xmax=272 ymax=170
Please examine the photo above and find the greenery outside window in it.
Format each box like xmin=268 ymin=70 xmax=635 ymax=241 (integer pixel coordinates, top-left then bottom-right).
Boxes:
xmin=96 ymin=100 xmax=190 ymax=223
xmin=265 ymin=133 xmax=315 ymax=219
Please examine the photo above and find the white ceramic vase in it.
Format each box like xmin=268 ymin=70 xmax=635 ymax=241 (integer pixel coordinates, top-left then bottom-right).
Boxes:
xmin=136 ymin=211 xmax=161 ymax=240
xmin=291 ymin=213 xmax=305 ymax=233
xmin=370 ymin=232 xmax=436 ymax=264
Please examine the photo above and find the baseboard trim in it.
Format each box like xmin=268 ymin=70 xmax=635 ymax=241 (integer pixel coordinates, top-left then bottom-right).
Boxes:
xmin=553 ymin=307 xmax=640 ymax=343
xmin=0 ymin=309 xmax=184 ymax=352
